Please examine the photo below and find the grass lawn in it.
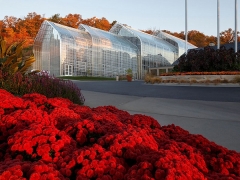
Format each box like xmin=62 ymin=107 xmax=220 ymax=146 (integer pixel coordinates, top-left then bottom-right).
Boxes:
xmin=58 ymin=76 xmax=115 ymax=81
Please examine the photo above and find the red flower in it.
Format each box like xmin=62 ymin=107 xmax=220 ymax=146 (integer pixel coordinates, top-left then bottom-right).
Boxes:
xmin=0 ymin=89 xmax=240 ymax=179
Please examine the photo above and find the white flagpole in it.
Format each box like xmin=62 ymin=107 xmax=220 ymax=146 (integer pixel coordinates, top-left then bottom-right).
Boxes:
xmin=235 ymin=0 xmax=238 ymax=53
xmin=185 ymin=0 xmax=188 ymax=54
xmin=217 ymin=0 xmax=220 ymax=49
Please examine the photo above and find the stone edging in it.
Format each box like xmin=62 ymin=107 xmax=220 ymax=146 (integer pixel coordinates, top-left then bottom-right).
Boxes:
xmin=144 ymin=74 xmax=240 ymax=85
xmin=160 ymin=75 xmax=239 ymax=83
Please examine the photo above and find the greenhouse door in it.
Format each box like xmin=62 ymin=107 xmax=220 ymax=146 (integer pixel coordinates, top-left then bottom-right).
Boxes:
xmin=65 ymin=64 xmax=73 ymax=76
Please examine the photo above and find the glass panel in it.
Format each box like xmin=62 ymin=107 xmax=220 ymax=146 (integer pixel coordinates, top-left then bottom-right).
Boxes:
xmin=79 ymin=24 xmax=138 ymax=78
xmin=33 ymin=20 xmax=138 ymax=78
xmin=110 ymin=23 xmax=179 ymax=78
xmin=154 ymin=30 xmax=197 ymax=57
xmin=33 ymin=21 xmax=92 ymax=77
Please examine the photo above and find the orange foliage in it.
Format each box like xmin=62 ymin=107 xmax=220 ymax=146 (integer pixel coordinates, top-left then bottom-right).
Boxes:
xmin=0 ymin=13 xmax=45 ymax=47
xmin=61 ymin=14 xmax=82 ymax=28
xmin=141 ymin=29 xmax=154 ymax=35
xmin=0 ymin=12 xmax=237 ymax=49
xmin=0 ymin=13 xmax=114 ymax=47
xmin=82 ymin=17 xmax=111 ymax=31
xmin=162 ymin=30 xmax=217 ymax=48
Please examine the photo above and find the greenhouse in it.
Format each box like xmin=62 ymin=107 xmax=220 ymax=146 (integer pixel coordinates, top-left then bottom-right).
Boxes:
xmin=33 ymin=20 xmax=196 ymax=79
xmin=33 ymin=20 xmax=138 ymax=77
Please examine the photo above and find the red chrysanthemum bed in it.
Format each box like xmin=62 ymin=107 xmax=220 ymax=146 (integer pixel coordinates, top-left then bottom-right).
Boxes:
xmin=0 ymin=89 xmax=239 ymax=180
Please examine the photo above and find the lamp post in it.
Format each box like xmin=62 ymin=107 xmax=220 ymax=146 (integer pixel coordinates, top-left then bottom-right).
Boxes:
xmin=185 ymin=0 xmax=188 ymax=54
xmin=235 ymin=0 xmax=238 ymax=53
xmin=217 ymin=0 xmax=220 ymax=49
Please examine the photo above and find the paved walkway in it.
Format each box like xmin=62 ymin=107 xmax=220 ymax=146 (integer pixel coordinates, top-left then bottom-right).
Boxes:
xmin=74 ymin=81 xmax=240 ymax=152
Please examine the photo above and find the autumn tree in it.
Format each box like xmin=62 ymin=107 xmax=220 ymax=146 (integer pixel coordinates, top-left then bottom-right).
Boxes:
xmin=48 ymin=14 xmax=62 ymax=23
xmin=162 ymin=30 xmax=185 ymax=40
xmin=205 ymin=36 xmax=217 ymax=46
xmin=61 ymin=14 xmax=82 ymax=28
xmin=220 ymin=28 xmax=234 ymax=44
xmin=162 ymin=30 xmax=220 ymax=47
xmin=95 ymin=17 xmax=111 ymax=31
xmin=14 ymin=18 xmax=29 ymax=42
xmin=0 ymin=20 xmax=4 ymax=34
xmin=141 ymin=29 xmax=154 ymax=34
xmin=188 ymin=30 xmax=207 ymax=47
xmin=220 ymin=28 xmax=240 ymax=44
xmin=81 ymin=17 xmax=96 ymax=27
xmin=1 ymin=12 xmax=239 ymax=49
xmin=23 ymin=12 xmax=45 ymax=38
xmin=82 ymin=17 xmax=111 ymax=31
xmin=3 ymin=16 xmax=18 ymax=30
xmin=174 ymin=31 xmax=185 ymax=39
xmin=1 ymin=16 xmax=19 ymax=44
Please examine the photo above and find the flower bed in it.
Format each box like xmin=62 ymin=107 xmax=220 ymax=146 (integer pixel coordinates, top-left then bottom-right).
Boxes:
xmin=160 ymin=71 xmax=240 ymax=76
xmin=145 ymin=73 xmax=240 ymax=85
xmin=0 ymin=88 xmax=240 ymax=180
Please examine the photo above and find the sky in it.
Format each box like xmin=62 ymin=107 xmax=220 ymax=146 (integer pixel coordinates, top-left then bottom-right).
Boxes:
xmin=0 ymin=0 xmax=239 ymax=36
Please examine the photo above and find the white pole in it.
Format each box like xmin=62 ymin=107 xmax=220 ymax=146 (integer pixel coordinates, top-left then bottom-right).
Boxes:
xmin=235 ymin=0 xmax=238 ymax=53
xmin=185 ymin=0 xmax=188 ymax=54
xmin=217 ymin=0 xmax=220 ymax=49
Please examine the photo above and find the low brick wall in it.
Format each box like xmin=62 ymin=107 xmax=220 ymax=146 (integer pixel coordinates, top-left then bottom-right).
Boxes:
xmin=160 ymin=75 xmax=239 ymax=82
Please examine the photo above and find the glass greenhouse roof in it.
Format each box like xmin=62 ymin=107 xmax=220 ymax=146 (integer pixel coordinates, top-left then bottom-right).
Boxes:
xmin=79 ymin=24 xmax=138 ymax=51
xmin=154 ymin=30 xmax=197 ymax=50
xmin=47 ymin=21 xmax=92 ymax=42
xmin=110 ymin=23 xmax=177 ymax=52
xmin=34 ymin=21 xmax=52 ymax=43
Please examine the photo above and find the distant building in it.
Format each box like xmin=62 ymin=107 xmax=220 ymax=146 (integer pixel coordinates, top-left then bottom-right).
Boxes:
xmin=193 ymin=42 xmax=240 ymax=51
xmin=33 ymin=20 xmax=196 ymax=79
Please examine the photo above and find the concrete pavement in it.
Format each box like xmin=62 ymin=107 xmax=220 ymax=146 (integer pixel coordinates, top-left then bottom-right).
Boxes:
xmin=81 ymin=89 xmax=240 ymax=153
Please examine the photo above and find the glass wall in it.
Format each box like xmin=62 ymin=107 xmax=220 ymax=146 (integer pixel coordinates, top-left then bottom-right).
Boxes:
xmin=79 ymin=24 xmax=138 ymax=78
xmin=33 ymin=21 xmax=54 ymax=74
xmin=33 ymin=21 xmax=92 ymax=76
xmin=33 ymin=20 xmax=138 ymax=78
xmin=110 ymin=23 xmax=178 ymax=79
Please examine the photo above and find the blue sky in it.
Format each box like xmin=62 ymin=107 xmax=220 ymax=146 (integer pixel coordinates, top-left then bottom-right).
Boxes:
xmin=0 ymin=0 xmax=239 ymax=36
